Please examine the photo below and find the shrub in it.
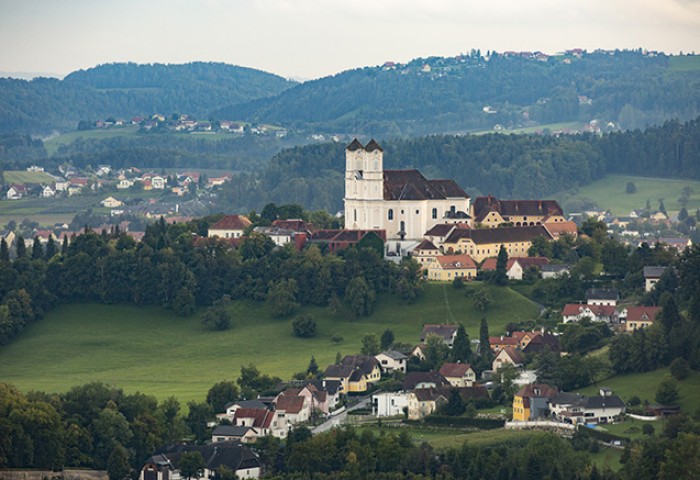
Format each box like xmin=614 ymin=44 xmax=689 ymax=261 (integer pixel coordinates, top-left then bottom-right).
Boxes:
xmin=291 ymin=315 xmax=317 ymax=338
xmin=642 ymin=423 xmax=655 ymax=435
xmin=670 ymin=357 xmax=690 ymax=380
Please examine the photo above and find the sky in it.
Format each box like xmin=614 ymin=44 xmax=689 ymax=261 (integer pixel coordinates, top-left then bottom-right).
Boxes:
xmin=1 ymin=0 xmax=700 ymax=80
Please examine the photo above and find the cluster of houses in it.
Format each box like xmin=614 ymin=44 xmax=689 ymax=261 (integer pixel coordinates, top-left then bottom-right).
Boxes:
xmin=561 ymin=283 xmax=665 ymax=333
xmin=512 ymin=384 xmax=626 ymax=425
xmin=5 ymin=164 xmax=233 ymax=201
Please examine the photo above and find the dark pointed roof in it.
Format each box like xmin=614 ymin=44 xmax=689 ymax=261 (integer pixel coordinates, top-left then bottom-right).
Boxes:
xmin=347 ymin=138 xmax=364 ymax=151
xmin=365 ymin=139 xmax=383 ymax=152
xmin=383 ymin=170 xmax=468 ymax=201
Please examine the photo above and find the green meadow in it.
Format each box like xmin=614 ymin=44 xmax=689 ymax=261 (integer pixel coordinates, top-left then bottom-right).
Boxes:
xmin=556 ymin=175 xmax=700 ymax=216
xmin=3 ymin=171 xmax=56 ymax=184
xmin=0 ymin=283 xmax=538 ymax=403
xmin=44 ymin=126 xmax=141 ymax=155
xmin=668 ymin=55 xmax=700 ymax=73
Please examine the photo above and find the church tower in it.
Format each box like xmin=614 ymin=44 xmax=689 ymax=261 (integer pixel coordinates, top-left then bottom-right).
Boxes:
xmin=344 ymin=139 xmax=385 ymax=229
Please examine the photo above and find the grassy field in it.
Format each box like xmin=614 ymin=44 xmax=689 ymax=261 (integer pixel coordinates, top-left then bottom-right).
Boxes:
xmin=355 ymin=424 xmax=539 ymax=450
xmin=555 ymin=175 xmax=700 ymax=216
xmin=469 ymin=122 xmax=581 ymax=136
xmin=668 ymin=55 xmax=700 ymax=73
xmin=577 ymin=368 xmax=700 ymax=413
xmin=3 ymin=171 xmax=55 ymax=184
xmin=44 ymin=126 xmax=141 ymax=156
xmin=0 ymin=283 xmax=538 ymax=402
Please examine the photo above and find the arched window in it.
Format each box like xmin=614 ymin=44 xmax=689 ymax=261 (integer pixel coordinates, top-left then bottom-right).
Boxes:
xmin=388 ymin=209 xmax=394 ymax=221
xmin=400 ymin=221 xmax=405 ymax=232
xmin=432 ymin=208 xmax=437 ymax=219
xmin=450 ymin=205 xmax=456 ymax=214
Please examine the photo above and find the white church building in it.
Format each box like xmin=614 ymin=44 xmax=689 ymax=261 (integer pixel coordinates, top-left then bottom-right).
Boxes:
xmin=344 ymin=138 xmax=471 ymax=241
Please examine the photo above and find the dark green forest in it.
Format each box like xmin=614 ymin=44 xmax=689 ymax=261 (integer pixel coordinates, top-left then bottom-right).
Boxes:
xmin=214 ymin=50 xmax=700 ymax=135
xmin=0 ymin=62 xmax=295 ymax=133
xmin=216 ymin=118 xmax=700 ymax=212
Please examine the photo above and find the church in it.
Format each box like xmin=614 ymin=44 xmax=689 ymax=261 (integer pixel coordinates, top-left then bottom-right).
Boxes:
xmin=343 ymin=139 xmax=471 ymax=241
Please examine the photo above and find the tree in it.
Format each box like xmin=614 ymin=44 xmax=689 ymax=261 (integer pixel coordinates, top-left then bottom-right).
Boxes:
xmin=424 ymin=334 xmax=449 ymax=370
xmin=679 ymin=207 xmax=689 ymax=222
xmin=345 ymin=276 xmax=376 ymax=317
xmin=0 ymin=238 xmax=8 ymax=262
xmin=292 ymin=314 xmax=317 ymax=338
xmin=441 ymin=388 xmax=466 ymax=416
xmin=478 ymin=317 xmax=493 ymax=367
xmin=473 ymin=287 xmax=492 ymax=312
xmin=306 ymin=356 xmax=319 ymax=377
xmin=185 ymin=402 xmax=212 ymax=444
xmin=626 ymin=181 xmax=637 ymax=194
xmin=15 ymin=235 xmax=26 ymax=258
xmin=173 ymin=287 xmax=196 ymax=316
xmin=670 ymin=357 xmax=690 ymax=380
xmin=178 ymin=451 xmax=206 ymax=480
xmin=655 ymin=377 xmax=680 ymax=405
xmin=380 ymin=329 xmax=395 ymax=350
xmin=451 ymin=324 xmax=471 ymax=363
xmin=45 ymin=236 xmax=57 ymax=259
xmin=267 ymin=279 xmax=299 ymax=317
xmin=201 ymin=295 xmax=232 ymax=331
xmin=361 ymin=333 xmax=380 ymax=356
xmin=107 ymin=443 xmax=131 ymax=480
xmin=493 ymin=245 xmax=508 ymax=286
xmin=31 ymin=237 xmax=43 ymax=260
xmin=206 ymin=381 xmax=239 ymax=413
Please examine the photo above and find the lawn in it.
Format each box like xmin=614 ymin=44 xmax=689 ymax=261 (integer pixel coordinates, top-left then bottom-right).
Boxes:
xmin=555 ymin=175 xmax=700 ymax=216
xmin=3 ymin=171 xmax=55 ymax=184
xmin=589 ymin=447 xmax=623 ymax=472
xmin=577 ymin=368 xmax=700 ymax=414
xmin=355 ymin=425 xmax=539 ymax=450
xmin=0 ymin=283 xmax=538 ymax=403
xmin=44 ymin=126 xmax=141 ymax=156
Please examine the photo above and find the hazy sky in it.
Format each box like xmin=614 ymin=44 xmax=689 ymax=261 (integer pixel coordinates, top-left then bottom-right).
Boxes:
xmin=1 ymin=0 xmax=700 ymax=80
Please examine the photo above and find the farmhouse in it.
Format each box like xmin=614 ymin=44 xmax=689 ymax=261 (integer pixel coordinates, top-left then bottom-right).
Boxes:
xmin=208 ymin=214 xmax=252 ymax=239
xmin=140 ymin=441 xmax=262 ymax=480
xmin=343 ymin=139 xmax=471 ymax=240
xmin=623 ymin=306 xmax=661 ymax=332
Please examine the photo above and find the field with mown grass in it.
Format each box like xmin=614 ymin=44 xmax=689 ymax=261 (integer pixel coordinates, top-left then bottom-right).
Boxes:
xmin=668 ymin=55 xmax=700 ymax=73
xmin=555 ymin=174 xmax=700 ymax=216
xmin=356 ymin=424 xmax=540 ymax=450
xmin=0 ymin=283 xmax=538 ymax=403
xmin=3 ymin=171 xmax=56 ymax=184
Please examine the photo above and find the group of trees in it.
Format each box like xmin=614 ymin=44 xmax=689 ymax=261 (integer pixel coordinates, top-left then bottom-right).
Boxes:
xmin=0 ymin=216 xmax=423 ymax=345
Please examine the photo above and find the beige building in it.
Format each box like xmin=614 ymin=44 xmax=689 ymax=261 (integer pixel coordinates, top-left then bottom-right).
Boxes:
xmin=443 ymin=226 xmax=553 ymax=263
xmin=426 ymin=254 xmax=477 ymax=281
xmin=208 ymin=214 xmax=252 ymax=239
xmin=471 ymin=196 xmax=567 ymax=227
xmin=344 ymin=139 xmax=470 ymax=240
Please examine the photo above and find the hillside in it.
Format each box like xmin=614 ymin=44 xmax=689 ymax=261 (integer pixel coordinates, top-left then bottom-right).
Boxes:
xmin=0 ymin=283 xmax=538 ymax=402
xmin=0 ymin=62 xmax=295 ymax=134
xmin=214 ymin=50 xmax=700 ymax=136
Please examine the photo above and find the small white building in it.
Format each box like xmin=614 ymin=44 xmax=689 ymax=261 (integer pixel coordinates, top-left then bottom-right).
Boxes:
xmin=372 ymin=391 xmax=410 ymax=417
xmin=375 ymin=350 xmax=408 ymax=373
xmin=41 ymin=185 xmax=55 ymax=198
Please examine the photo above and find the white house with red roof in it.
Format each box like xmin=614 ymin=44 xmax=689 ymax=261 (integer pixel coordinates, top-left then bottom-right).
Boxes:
xmin=622 ymin=306 xmax=661 ymax=332
xmin=208 ymin=214 xmax=252 ymax=239
xmin=562 ymin=304 xmax=618 ymax=324
xmin=439 ymin=362 xmax=476 ymax=387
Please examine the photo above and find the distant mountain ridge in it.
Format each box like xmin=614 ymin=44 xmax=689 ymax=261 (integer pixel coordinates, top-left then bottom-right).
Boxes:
xmin=213 ymin=50 xmax=700 ymax=136
xmin=0 ymin=62 xmax=296 ymax=134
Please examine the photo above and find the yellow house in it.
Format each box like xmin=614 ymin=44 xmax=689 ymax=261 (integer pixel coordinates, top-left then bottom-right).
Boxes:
xmin=443 ymin=226 xmax=553 ymax=263
xmin=412 ymin=239 xmax=441 ymax=268
xmin=427 ymin=254 xmax=477 ymax=281
xmin=324 ymin=355 xmax=382 ymax=394
xmin=512 ymin=384 xmax=558 ymax=422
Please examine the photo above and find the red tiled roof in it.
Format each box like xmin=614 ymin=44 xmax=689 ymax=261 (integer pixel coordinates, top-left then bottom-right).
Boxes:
xmin=499 ymin=346 xmax=524 ymax=364
xmin=562 ymin=304 xmax=617 ymax=317
xmin=210 ymin=214 xmax=252 ymax=231
xmin=414 ymin=239 xmax=438 ymax=251
xmin=439 ymin=363 xmax=473 ymax=378
xmin=425 ymin=224 xmax=458 ymax=237
xmin=626 ymin=306 xmax=661 ymax=323
xmin=544 ymin=221 xmax=578 ymax=237
xmin=515 ymin=383 xmax=558 ymax=400
xmin=233 ymin=407 xmax=274 ymax=429
xmin=275 ymin=394 xmax=305 ymax=414
xmin=435 ymin=254 xmax=477 ymax=270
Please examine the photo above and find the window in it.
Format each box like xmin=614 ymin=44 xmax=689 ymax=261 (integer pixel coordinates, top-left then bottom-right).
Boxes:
xmin=432 ymin=208 xmax=437 ymax=219
xmin=388 ymin=209 xmax=394 ymax=220
xmin=400 ymin=221 xmax=405 ymax=232
xmin=354 ymin=209 xmax=357 ymax=222
xmin=450 ymin=205 xmax=456 ymax=214
xmin=415 ymin=209 xmax=419 ymax=215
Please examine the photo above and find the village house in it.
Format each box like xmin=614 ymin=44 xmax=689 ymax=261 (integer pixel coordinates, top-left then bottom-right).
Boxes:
xmin=480 ymin=256 xmax=550 ymax=280
xmin=541 ymin=264 xmax=570 ymax=279
xmin=643 ymin=266 xmax=666 ymax=292
xmin=117 ymin=179 xmax=134 ymax=189
xmin=421 ymin=324 xmax=459 ymax=347
xmin=623 ymin=306 xmax=661 ymax=332
xmin=439 ymin=362 xmax=477 ymax=387
xmin=100 ymin=196 xmax=124 ymax=208
xmin=140 ymin=441 xmax=262 ymax=480
xmin=407 ymin=388 xmax=448 ymax=420
xmin=323 ymin=355 xmax=381 ymax=394
xmin=274 ymin=389 xmax=311 ymax=427
xmin=411 ymin=239 xmax=441 ymax=267
xmin=562 ymin=304 xmax=618 ymax=324
xmin=657 ymin=237 xmax=692 ymax=252
xmin=343 ymin=139 xmax=471 ymax=241
xmin=372 ymin=391 xmax=410 ymax=417
xmin=442 ymin=226 xmax=554 ymax=263
xmin=375 ymin=350 xmax=408 ymax=373
xmin=492 ymin=347 xmax=524 ymax=371
xmin=41 ymin=185 xmax=55 ymax=198
xmin=233 ymin=407 xmax=286 ymax=438
xmin=512 ymin=383 xmax=558 ymax=422
xmin=426 ymin=254 xmax=477 ymax=281
xmin=549 ymin=389 xmax=626 ymax=425
xmin=208 ymin=214 xmax=252 ymax=239
xmin=402 ymin=371 xmax=449 ymax=391
xmin=211 ymin=425 xmax=258 ymax=444
xmin=586 ymin=288 xmax=620 ymax=306
xmin=6 ymin=184 xmax=27 ymax=200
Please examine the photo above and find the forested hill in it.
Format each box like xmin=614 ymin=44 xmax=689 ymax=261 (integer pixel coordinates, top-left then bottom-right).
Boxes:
xmin=213 ymin=50 xmax=700 ymax=136
xmin=0 ymin=62 xmax=295 ymax=134
xmin=217 ymin=117 xmax=700 ymax=213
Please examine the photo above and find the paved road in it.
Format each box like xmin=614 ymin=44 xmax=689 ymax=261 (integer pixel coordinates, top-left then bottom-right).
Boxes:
xmin=311 ymin=396 xmax=371 ymax=434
